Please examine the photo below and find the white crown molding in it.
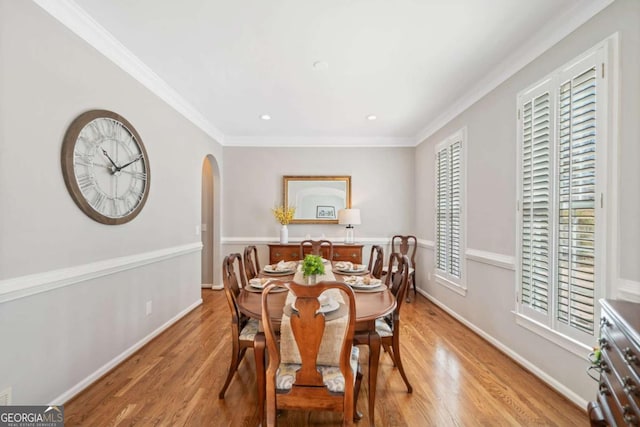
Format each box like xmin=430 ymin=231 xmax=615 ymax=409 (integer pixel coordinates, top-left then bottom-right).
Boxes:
xmin=0 ymin=242 xmax=202 ymax=304
xmin=421 ymin=289 xmax=588 ymax=410
xmin=50 ymin=297 xmax=202 ymax=404
xmin=33 ymin=0 xmax=225 ymax=144
xmin=413 ymin=0 xmax=615 ymax=144
xmin=223 ymin=136 xmax=415 ymax=148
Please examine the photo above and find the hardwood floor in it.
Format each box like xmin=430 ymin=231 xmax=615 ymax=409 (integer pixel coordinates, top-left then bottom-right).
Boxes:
xmin=65 ymin=290 xmax=587 ymax=426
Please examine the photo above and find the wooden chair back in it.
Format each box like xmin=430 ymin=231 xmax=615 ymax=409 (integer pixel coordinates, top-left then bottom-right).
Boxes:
xmin=222 ymin=253 xmax=246 ymax=322
xmin=367 ymin=245 xmax=384 ymax=279
xmin=261 ymin=280 xmax=357 ymax=426
xmin=243 ymin=245 xmax=261 ymax=280
xmin=391 ymin=235 xmax=417 ymax=269
xmin=299 ymin=239 xmax=334 ymax=261
xmin=385 ymin=253 xmax=410 ymax=315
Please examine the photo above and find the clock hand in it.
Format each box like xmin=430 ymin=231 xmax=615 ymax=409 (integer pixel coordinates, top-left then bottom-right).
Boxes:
xmin=119 ymin=154 xmax=144 ymax=170
xmin=101 ymin=148 xmax=120 ymax=170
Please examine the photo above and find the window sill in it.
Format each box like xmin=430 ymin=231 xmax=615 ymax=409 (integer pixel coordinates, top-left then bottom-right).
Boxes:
xmin=513 ymin=311 xmax=591 ymax=358
xmin=435 ymin=275 xmax=467 ymax=296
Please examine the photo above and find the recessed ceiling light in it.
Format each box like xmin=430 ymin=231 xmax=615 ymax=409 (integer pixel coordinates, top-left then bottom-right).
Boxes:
xmin=367 ymin=115 xmax=377 ymax=121
xmin=260 ymin=114 xmax=271 ymax=120
xmin=313 ymin=61 xmax=329 ymax=70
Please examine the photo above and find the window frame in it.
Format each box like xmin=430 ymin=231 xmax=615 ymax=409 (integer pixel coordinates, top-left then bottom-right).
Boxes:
xmin=434 ymin=127 xmax=467 ymax=296
xmin=515 ymin=36 xmax=617 ymax=354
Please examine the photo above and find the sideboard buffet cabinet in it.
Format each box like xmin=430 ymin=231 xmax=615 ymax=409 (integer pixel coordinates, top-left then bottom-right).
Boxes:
xmin=268 ymin=243 xmax=363 ymax=264
xmin=588 ymin=299 xmax=640 ymax=426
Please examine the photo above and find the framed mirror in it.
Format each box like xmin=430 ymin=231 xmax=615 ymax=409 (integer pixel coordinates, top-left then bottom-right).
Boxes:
xmin=283 ymin=176 xmax=351 ymax=224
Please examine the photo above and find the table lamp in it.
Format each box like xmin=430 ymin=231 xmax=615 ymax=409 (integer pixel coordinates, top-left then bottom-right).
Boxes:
xmin=338 ymin=208 xmax=361 ymax=244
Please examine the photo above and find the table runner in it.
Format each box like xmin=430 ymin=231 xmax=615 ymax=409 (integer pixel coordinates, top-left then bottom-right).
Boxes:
xmin=279 ymin=266 xmax=348 ymax=366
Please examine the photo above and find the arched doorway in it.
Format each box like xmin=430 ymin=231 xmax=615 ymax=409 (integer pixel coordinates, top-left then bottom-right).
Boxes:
xmin=202 ymin=155 xmax=222 ymax=290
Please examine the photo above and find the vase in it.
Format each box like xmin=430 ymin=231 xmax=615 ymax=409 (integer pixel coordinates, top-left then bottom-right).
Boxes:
xmin=280 ymin=225 xmax=288 ymax=244
xmin=306 ymin=274 xmax=316 ymax=285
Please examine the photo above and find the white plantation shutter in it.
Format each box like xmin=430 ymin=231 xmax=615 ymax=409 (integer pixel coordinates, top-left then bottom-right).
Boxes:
xmin=435 ymin=131 xmax=464 ymax=286
xmin=517 ymin=44 xmax=607 ymax=343
xmin=520 ymin=90 xmax=552 ymax=316
xmin=449 ymin=141 xmax=462 ymax=278
xmin=556 ymin=65 xmax=598 ymax=335
xmin=436 ymin=148 xmax=448 ymax=272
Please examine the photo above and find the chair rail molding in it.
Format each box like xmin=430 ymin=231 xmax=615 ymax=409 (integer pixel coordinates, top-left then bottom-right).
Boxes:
xmin=617 ymin=278 xmax=640 ymax=302
xmin=465 ymin=248 xmax=516 ymax=271
xmin=0 ymin=242 xmax=203 ymax=304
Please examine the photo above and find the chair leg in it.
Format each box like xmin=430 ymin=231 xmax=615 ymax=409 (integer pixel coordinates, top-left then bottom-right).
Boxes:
xmin=353 ymin=365 xmax=363 ymax=421
xmin=391 ymin=331 xmax=413 ymax=393
xmin=218 ymin=340 xmax=244 ymax=399
xmin=406 ymin=272 xmax=416 ymax=302
xmin=382 ymin=342 xmax=394 ymax=366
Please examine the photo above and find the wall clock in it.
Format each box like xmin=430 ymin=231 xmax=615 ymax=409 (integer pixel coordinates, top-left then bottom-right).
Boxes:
xmin=61 ymin=110 xmax=150 ymax=225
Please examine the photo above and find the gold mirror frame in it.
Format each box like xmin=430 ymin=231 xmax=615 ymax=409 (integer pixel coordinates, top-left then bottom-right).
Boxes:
xmin=283 ymin=176 xmax=351 ymax=224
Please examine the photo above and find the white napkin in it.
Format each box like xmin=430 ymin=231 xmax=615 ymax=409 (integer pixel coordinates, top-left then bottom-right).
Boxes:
xmin=335 ymin=261 xmax=354 ymax=270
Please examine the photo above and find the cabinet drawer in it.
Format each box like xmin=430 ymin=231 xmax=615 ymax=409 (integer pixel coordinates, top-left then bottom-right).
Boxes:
xmin=268 ymin=243 xmax=363 ymax=265
xmin=602 ymin=318 xmax=640 ymax=382
xmin=332 ymin=248 xmax=362 ymax=263
xmin=269 ymin=246 xmax=301 ymax=263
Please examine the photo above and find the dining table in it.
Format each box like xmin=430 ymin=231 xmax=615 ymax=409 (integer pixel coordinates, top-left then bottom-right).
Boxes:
xmin=235 ymin=262 xmax=396 ymax=426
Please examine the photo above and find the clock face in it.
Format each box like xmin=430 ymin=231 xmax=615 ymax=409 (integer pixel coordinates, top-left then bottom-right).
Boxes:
xmin=61 ymin=110 xmax=150 ymax=225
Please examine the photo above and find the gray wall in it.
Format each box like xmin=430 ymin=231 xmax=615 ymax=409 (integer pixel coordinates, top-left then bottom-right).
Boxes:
xmin=221 ymin=146 xmax=415 ymax=264
xmin=415 ymin=0 xmax=640 ymax=405
xmin=0 ymin=1 xmax=222 ymax=404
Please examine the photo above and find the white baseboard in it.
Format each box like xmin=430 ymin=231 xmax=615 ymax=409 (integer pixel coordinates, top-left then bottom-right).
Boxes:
xmin=417 ymin=288 xmax=588 ymax=410
xmin=50 ymin=298 xmax=203 ymax=405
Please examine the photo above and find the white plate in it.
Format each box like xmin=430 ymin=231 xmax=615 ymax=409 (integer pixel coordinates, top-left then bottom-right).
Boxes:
xmin=336 ymin=267 xmax=367 ymax=274
xmin=292 ymin=298 xmax=339 ymax=314
xmin=347 ymin=279 xmax=383 ymax=290
xmin=248 ymin=278 xmax=271 ymax=289
xmin=263 ymin=267 xmax=294 ymax=276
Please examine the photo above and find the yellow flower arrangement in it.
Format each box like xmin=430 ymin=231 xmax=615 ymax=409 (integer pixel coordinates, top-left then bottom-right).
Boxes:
xmin=272 ymin=204 xmax=296 ymax=225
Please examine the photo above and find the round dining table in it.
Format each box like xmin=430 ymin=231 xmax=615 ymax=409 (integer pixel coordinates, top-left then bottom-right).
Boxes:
xmin=236 ymin=273 xmax=396 ymax=426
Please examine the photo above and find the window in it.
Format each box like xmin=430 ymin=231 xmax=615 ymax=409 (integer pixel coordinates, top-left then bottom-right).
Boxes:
xmin=517 ymin=40 xmax=612 ymax=347
xmin=435 ymin=128 xmax=466 ymax=294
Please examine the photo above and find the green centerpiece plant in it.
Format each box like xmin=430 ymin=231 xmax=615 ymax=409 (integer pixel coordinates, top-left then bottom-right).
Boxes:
xmin=302 ymin=254 xmax=325 ymax=284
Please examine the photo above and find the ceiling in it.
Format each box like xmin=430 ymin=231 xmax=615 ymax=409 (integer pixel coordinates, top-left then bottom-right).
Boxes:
xmin=39 ymin=0 xmax=610 ymax=146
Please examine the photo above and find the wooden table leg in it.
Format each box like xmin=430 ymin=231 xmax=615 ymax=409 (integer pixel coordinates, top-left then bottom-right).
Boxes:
xmin=254 ymin=332 xmax=266 ymax=426
xmin=368 ymin=330 xmax=381 ymax=426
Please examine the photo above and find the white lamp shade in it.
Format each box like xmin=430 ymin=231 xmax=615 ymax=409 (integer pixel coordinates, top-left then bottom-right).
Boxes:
xmin=338 ymin=209 xmax=361 ymax=225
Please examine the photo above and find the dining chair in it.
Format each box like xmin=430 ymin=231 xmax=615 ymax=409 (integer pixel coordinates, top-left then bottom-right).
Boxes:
xmin=356 ymin=253 xmax=413 ymax=393
xmin=218 ymin=253 xmax=260 ymax=399
xmin=261 ymin=280 xmax=362 ymax=426
xmin=243 ymin=245 xmax=261 ymax=281
xmin=382 ymin=235 xmax=417 ymax=301
xmin=299 ymin=239 xmax=334 ymax=261
xmin=367 ymin=245 xmax=384 ymax=279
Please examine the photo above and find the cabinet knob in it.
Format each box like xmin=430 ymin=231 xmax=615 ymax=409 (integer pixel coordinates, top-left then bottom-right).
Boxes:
xmin=624 ymin=347 xmax=638 ymax=365
xmin=600 ymin=317 xmax=611 ymax=328
xmin=623 ymin=376 xmax=638 ymax=396
xmin=598 ymin=382 xmax=610 ymax=396
xmin=333 ymin=253 xmax=339 ymax=258
xmin=275 ymin=252 xmax=281 ymax=257
xmin=623 ymin=405 xmax=638 ymax=425
xmin=293 ymin=253 xmax=298 ymax=259
xmin=599 ymin=360 xmax=610 ymax=374
xmin=351 ymin=253 xmax=357 ymax=258
xmin=599 ymin=337 xmax=609 ymax=350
